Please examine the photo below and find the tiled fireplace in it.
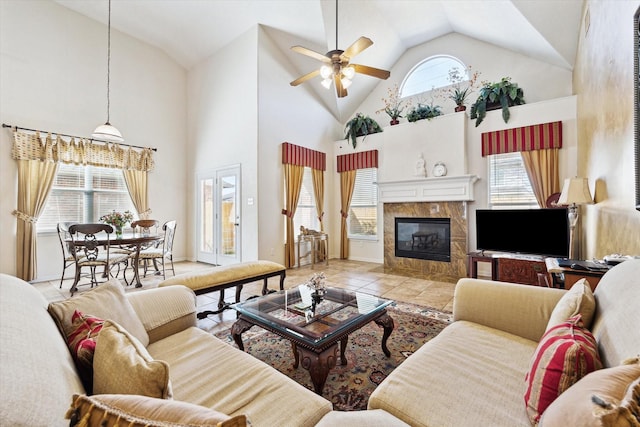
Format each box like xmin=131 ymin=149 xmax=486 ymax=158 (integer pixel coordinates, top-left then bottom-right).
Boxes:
xmin=377 ymin=175 xmax=478 ymax=281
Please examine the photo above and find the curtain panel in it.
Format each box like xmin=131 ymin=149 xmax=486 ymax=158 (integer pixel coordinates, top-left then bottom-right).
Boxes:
xmin=521 ymin=149 xmax=560 ymax=208
xmin=481 ymin=121 xmax=562 ymax=157
xmin=282 ymin=164 xmax=304 ymax=268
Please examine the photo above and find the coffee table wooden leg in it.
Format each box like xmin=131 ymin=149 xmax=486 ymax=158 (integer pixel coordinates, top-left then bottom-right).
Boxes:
xmin=230 ymin=318 xmax=254 ymax=351
xmin=292 ymin=342 xmax=299 ymax=368
xmin=339 ymin=336 xmax=348 ymax=365
xmin=374 ymin=313 xmax=394 ymax=357
xmin=298 ymin=344 xmax=339 ymax=395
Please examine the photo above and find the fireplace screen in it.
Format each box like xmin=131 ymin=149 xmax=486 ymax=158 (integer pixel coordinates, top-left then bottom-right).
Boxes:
xmin=395 ymin=217 xmax=451 ymax=262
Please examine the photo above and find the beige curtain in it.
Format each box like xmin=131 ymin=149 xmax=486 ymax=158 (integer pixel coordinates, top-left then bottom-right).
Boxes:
xmin=339 ymin=170 xmax=357 ymax=259
xmin=123 ymin=170 xmax=151 ymax=218
xmin=13 ymin=159 xmax=58 ymax=281
xmin=283 ymin=164 xmax=304 ymax=268
xmin=311 ymin=168 xmax=326 ymax=260
xmin=521 ymin=148 xmax=560 ymax=207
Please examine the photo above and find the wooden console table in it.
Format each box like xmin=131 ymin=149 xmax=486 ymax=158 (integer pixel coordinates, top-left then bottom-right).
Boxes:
xmin=297 ymin=232 xmax=329 ymax=269
xmin=468 ymin=252 xmax=547 ymax=286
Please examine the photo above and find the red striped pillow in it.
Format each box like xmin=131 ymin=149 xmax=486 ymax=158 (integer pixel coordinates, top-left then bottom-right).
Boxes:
xmin=524 ymin=314 xmax=602 ymax=424
xmin=67 ymin=310 xmax=105 ymax=392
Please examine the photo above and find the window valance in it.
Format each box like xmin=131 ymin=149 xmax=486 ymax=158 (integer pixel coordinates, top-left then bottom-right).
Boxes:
xmin=481 ymin=121 xmax=562 ymax=157
xmin=11 ymin=131 xmax=154 ymax=172
xmin=282 ymin=142 xmax=326 ymax=171
xmin=337 ymin=150 xmax=379 ymax=172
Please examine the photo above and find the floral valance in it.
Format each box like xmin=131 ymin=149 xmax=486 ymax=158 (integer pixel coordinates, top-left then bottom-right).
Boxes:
xmin=11 ymin=131 xmax=154 ymax=172
xmin=282 ymin=142 xmax=326 ymax=171
xmin=481 ymin=121 xmax=562 ymax=157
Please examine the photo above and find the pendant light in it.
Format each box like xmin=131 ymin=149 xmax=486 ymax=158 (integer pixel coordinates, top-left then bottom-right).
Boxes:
xmin=92 ymin=0 xmax=123 ymax=142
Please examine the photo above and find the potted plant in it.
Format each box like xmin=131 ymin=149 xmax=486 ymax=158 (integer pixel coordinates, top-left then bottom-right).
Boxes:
xmin=469 ymin=77 xmax=525 ymax=127
xmin=445 ymin=66 xmax=481 ymax=112
xmin=344 ymin=113 xmax=383 ymax=149
xmin=406 ymin=103 xmax=442 ymax=122
xmin=377 ymin=84 xmax=409 ymax=125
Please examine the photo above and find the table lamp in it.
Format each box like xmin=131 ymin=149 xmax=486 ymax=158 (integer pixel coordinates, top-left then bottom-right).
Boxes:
xmin=558 ymin=177 xmax=593 ymax=259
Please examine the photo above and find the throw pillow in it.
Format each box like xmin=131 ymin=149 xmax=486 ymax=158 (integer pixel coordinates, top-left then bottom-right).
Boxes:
xmin=525 ymin=314 xmax=602 ymax=424
xmin=66 ymin=394 xmax=251 ymax=427
xmin=66 ymin=310 xmax=105 ymax=392
xmin=48 ymin=278 xmax=149 ymax=347
xmin=546 ymin=278 xmax=596 ymax=332
xmin=539 ymin=358 xmax=640 ymax=427
xmin=93 ymin=320 xmax=172 ymax=399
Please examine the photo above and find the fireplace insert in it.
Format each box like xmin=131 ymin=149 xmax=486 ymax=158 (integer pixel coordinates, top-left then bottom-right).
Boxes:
xmin=395 ymin=217 xmax=451 ymax=262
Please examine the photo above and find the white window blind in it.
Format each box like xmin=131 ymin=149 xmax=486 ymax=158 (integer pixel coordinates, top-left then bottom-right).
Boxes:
xmin=348 ymin=168 xmax=378 ymax=238
xmin=293 ymin=168 xmax=319 ymax=234
xmin=38 ymin=163 xmax=136 ymax=232
xmin=488 ymin=152 xmax=538 ymax=208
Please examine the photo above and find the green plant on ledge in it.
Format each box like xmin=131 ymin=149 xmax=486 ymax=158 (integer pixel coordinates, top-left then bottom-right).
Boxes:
xmin=469 ymin=77 xmax=525 ymax=127
xmin=406 ymin=103 xmax=442 ymax=123
xmin=344 ymin=113 xmax=383 ymax=149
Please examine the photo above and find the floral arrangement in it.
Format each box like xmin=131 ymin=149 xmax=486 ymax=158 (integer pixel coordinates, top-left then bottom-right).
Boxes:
xmin=377 ymin=84 xmax=409 ymax=122
xmin=440 ymin=66 xmax=481 ymax=108
xmin=99 ymin=210 xmax=134 ymax=229
xmin=307 ymin=272 xmax=326 ymax=292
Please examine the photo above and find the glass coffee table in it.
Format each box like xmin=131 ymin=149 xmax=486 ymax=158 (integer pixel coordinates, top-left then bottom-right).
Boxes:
xmin=231 ymin=287 xmax=394 ymax=395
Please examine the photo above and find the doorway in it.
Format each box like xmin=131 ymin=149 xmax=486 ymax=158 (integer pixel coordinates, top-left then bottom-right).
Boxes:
xmin=196 ymin=165 xmax=241 ymax=265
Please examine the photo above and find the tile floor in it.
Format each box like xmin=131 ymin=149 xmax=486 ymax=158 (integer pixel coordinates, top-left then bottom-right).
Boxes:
xmin=34 ymin=258 xmax=457 ymax=335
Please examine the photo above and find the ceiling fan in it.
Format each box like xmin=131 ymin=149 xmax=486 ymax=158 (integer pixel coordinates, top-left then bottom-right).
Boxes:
xmin=289 ymin=0 xmax=390 ymax=98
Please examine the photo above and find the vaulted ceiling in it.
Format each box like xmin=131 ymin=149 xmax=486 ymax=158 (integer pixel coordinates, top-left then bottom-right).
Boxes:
xmin=54 ymin=0 xmax=584 ymax=121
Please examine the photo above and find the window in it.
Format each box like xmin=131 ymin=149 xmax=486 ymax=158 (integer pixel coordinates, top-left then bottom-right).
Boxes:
xmin=488 ymin=152 xmax=538 ymax=209
xmin=400 ymin=55 xmax=467 ymax=98
xmin=348 ymin=168 xmax=378 ymax=238
xmin=38 ymin=163 xmax=136 ymax=232
xmin=293 ymin=168 xmax=319 ymax=234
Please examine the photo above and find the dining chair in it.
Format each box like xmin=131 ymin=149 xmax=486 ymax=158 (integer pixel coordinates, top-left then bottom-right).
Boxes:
xmin=131 ymin=219 xmax=159 ymax=236
xmin=67 ymin=223 xmax=129 ymax=295
xmin=56 ymin=222 xmax=77 ymax=289
xmin=137 ymin=220 xmax=177 ymax=280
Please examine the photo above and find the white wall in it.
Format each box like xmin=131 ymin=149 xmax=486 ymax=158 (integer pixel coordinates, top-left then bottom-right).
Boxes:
xmin=0 ymin=0 xmax=187 ymax=280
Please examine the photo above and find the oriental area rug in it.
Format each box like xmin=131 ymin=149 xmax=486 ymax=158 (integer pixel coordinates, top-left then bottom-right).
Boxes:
xmin=214 ymin=302 xmax=452 ymax=411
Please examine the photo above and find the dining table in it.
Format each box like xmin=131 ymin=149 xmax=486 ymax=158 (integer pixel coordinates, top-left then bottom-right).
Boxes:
xmin=67 ymin=232 xmax=163 ymax=289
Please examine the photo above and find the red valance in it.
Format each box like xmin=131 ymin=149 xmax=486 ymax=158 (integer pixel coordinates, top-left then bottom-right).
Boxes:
xmin=481 ymin=121 xmax=562 ymax=157
xmin=282 ymin=142 xmax=326 ymax=171
xmin=337 ymin=150 xmax=378 ymax=172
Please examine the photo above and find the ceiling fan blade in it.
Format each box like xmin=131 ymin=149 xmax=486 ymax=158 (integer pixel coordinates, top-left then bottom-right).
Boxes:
xmin=341 ymin=37 xmax=373 ymax=60
xmin=334 ymin=74 xmax=347 ymax=98
xmin=351 ymin=64 xmax=391 ymax=80
xmin=290 ymin=69 xmax=321 ymax=86
xmin=291 ymin=45 xmax=331 ymax=63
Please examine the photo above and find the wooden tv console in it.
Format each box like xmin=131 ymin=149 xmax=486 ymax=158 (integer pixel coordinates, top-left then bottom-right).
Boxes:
xmin=467 ymin=252 xmax=548 ymax=286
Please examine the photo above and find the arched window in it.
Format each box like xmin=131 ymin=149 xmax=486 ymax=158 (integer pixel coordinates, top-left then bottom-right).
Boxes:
xmin=400 ymin=55 xmax=468 ymax=98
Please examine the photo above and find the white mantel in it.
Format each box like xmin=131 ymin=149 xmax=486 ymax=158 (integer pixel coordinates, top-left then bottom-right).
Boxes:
xmin=376 ymin=175 xmax=479 ymax=203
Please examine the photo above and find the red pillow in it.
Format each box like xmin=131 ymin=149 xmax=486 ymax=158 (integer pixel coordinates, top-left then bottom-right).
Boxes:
xmin=66 ymin=309 xmax=105 ymax=392
xmin=524 ymin=314 xmax=602 ymax=424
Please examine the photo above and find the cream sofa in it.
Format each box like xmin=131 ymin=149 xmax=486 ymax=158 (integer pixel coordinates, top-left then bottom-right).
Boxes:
xmin=0 ymin=274 xmax=333 ymax=426
xmin=368 ymin=259 xmax=640 ymax=426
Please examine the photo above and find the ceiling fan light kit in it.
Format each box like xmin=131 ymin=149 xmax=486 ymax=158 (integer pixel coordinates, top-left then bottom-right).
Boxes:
xmin=92 ymin=0 xmax=124 ymax=143
xmin=289 ymin=0 xmax=390 ymax=98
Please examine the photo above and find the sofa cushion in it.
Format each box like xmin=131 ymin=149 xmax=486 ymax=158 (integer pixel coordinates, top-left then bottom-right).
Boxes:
xmin=93 ymin=320 xmax=172 ymax=399
xmin=539 ymin=358 xmax=640 ymax=427
xmin=546 ymin=278 xmax=595 ymax=331
xmin=525 ymin=315 xmax=603 ymax=424
xmin=48 ymin=278 xmax=149 ymax=347
xmin=146 ymin=326 xmax=332 ymax=426
xmin=67 ymin=310 xmax=105 ymax=391
xmin=66 ymin=394 xmax=249 ymax=426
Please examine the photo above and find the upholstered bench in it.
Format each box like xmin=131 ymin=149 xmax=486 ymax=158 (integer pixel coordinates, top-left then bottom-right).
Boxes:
xmin=158 ymin=260 xmax=286 ymax=318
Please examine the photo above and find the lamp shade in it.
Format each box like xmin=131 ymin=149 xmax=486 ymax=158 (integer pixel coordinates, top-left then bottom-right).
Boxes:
xmin=92 ymin=123 xmax=124 ymax=143
xmin=558 ymin=178 xmax=593 ymax=205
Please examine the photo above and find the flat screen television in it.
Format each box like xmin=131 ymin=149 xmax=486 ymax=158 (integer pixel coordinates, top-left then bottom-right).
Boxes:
xmin=475 ymin=208 xmax=570 ymax=258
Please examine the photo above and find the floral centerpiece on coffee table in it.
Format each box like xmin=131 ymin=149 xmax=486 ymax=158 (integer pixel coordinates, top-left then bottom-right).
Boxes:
xmin=99 ymin=210 xmax=134 ymax=238
xmin=306 ymin=272 xmax=327 ymax=312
